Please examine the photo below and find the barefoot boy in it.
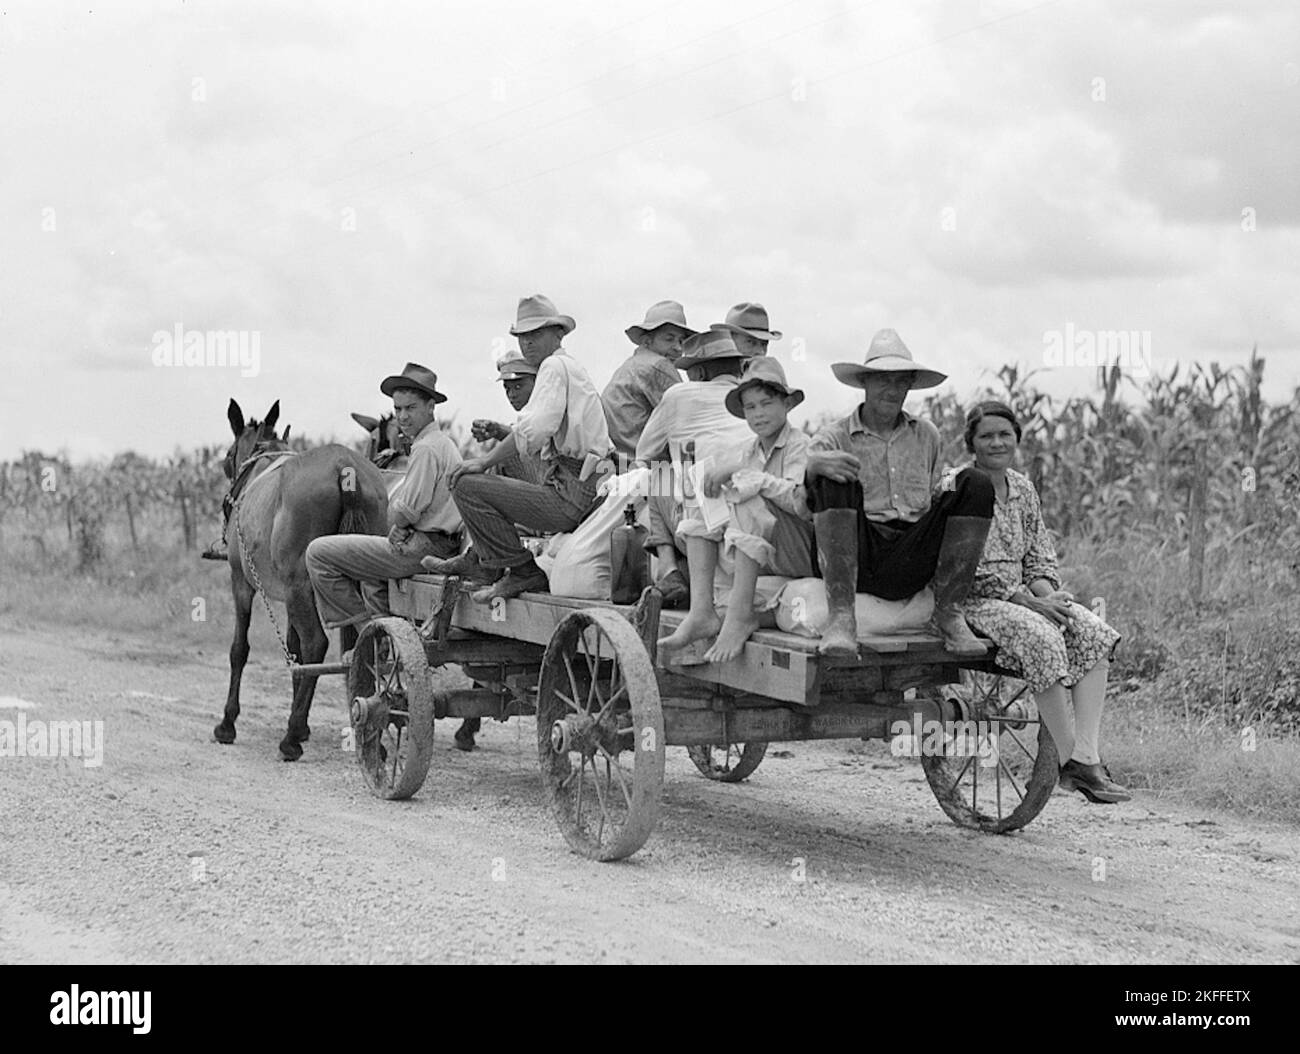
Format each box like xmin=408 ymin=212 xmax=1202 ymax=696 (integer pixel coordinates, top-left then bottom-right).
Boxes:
xmin=658 ymin=357 xmax=814 ymax=662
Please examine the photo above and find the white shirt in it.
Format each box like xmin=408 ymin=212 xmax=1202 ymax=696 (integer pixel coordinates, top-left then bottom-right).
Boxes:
xmin=514 ymin=349 xmax=613 ymax=462
xmin=634 ymin=376 xmax=752 ymax=469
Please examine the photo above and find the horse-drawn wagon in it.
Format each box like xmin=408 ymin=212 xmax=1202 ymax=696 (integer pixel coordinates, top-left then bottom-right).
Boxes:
xmin=307 ymin=573 xmax=1060 ymax=861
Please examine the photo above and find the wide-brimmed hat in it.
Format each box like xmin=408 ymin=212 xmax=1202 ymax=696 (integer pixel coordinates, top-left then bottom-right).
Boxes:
xmin=379 ymin=361 xmax=448 ymax=403
xmin=709 ymin=302 xmax=782 ymax=342
xmin=625 ymin=300 xmax=696 ymax=345
xmin=677 ymin=329 xmax=747 ymax=366
xmin=725 ymin=356 xmax=805 ymax=417
xmin=830 ymin=329 xmax=947 ymax=390
xmin=495 ymin=355 xmax=539 ymax=382
xmin=509 ymin=294 xmax=576 ymax=335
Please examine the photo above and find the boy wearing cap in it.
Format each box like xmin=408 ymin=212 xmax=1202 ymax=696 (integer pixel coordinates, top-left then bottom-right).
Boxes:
xmin=657 ymin=357 xmax=814 ymax=662
xmin=634 ymin=329 xmax=755 ymax=609
xmin=710 ymin=302 xmax=782 ymax=358
xmin=306 ymin=363 xmax=462 ymax=629
xmin=602 ymin=300 xmax=694 ymax=466
xmin=805 ymin=329 xmax=994 ymax=658
xmin=472 ymin=354 xmax=543 ymax=485
xmin=423 ymin=295 xmax=613 ymax=601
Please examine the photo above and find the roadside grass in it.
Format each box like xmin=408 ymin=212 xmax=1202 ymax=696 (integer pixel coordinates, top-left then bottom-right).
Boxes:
xmin=4 ymin=529 xmax=1298 ymax=825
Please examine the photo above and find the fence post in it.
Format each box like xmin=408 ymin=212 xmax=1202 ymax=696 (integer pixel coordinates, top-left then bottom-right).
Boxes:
xmin=1188 ymin=440 xmax=1207 ymax=604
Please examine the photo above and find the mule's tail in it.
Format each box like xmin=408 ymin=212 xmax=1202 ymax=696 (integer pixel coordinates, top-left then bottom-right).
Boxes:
xmin=337 ymin=462 xmax=371 ymax=535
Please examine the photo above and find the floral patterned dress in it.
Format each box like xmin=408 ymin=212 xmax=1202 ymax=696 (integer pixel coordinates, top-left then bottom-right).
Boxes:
xmin=958 ymin=468 xmax=1120 ymax=692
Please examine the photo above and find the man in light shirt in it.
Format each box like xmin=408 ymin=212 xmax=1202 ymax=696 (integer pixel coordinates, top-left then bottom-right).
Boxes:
xmin=635 ymin=328 xmax=755 ymax=607
xmin=306 ymin=363 xmax=462 ymax=630
xmin=423 ymin=294 xmax=614 ymax=601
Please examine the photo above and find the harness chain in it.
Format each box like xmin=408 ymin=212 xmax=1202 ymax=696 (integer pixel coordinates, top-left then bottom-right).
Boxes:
xmin=231 ymin=450 xmax=300 ymax=669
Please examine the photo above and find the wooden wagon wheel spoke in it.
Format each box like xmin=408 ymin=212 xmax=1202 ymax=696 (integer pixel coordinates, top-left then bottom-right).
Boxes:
xmin=562 ymin=654 xmax=586 ymax=715
xmin=594 ymin=683 xmax=629 ymax=725
xmin=597 ymin=744 xmax=635 ymax=811
xmin=943 ymin=752 xmax=976 ymax=799
xmin=996 ymin=755 xmax=1029 ymax=802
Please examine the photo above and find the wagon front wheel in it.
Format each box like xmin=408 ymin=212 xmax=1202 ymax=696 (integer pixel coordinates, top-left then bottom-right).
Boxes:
xmin=919 ymin=671 xmax=1058 ymax=833
xmin=687 ymin=741 xmax=768 ymax=782
xmin=348 ymin=617 xmax=436 ymax=801
xmin=537 ymin=608 xmax=665 ymax=861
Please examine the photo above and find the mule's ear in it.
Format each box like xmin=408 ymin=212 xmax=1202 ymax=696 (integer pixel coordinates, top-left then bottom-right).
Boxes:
xmin=281 ymin=425 xmax=291 ymax=442
xmin=227 ymin=399 xmax=245 ymax=437
xmin=351 ymin=412 xmax=380 ymax=432
xmin=264 ymin=400 xmax=280 ymax=434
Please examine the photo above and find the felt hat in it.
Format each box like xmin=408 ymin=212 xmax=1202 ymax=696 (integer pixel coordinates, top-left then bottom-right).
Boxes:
xmin=509 ymin=294 xmax=575 ymax=335
xmin=379 ymin=362 xmax=448 ymax=403
xmin=725 ymin=356 xmax=806 ymax=417
xmin=625 ymin=300 xmax=696 ymax=344
xmin=709 ymin=302 xmax=782 ymax=342
xmin=830 ymin=329 xmax=947 ymax=390
xmin=677 ymin=329 xmax=747 ymax=366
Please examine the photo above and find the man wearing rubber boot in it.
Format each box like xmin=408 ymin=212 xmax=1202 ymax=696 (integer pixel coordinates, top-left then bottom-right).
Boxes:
xmin=804 ymin=329 xmax=993 ymax=658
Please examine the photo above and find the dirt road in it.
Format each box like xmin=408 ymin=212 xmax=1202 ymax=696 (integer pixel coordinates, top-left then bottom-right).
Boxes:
xmin=2 ymin=613 xmax=1298 ymax=964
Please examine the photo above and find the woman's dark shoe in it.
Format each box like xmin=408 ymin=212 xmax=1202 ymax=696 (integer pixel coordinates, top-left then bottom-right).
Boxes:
xmin=1059 ymin=759 xmax=1131 ymax=804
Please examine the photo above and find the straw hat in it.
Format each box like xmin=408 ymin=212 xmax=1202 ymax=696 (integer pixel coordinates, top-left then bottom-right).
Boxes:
xmin=830 ymin=329 xmax=947 ymax=390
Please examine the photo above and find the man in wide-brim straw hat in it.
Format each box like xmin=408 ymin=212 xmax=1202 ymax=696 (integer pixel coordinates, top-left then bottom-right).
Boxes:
xmin=422 ymin=294 xmax=614 ymax=601
xmin=633 ymin=328 xmax=756 ymax=608
xmin=805 ymin=328 xmax=994 ymax=658
xmin=306 ymin=362 xmax=462 ymax=630
xmin=709 ymin=302 xmax=782 ymax=357
xmin=602 ymin=299 xmax=695 ymax=465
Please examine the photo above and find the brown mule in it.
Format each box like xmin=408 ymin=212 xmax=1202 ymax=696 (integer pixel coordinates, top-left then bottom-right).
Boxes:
xmin=213 ymin=399 xmax=388 ymax=761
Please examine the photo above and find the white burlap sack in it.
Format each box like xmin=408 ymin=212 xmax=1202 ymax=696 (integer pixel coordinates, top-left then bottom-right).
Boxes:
xmin=775 ymin=578 xmax=935 ymax=638
xmin=544 ymin=470 xmax=651 ymax=599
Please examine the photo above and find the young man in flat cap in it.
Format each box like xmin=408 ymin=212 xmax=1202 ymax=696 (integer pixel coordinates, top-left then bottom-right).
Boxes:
xmin=805 ymin=329 xmax=994 ymax=658
xmin=601 ymin=300 xmax=693 ymax=467
xmin=306 ymin=363 xmax=462 ymax=629
xmin=710 ymin=302 xmax=782 ymax=358
xmin=472 ymin=353 xmax=543 ymax=485
xmin=423 ymin=294 xmax=613 ymax=601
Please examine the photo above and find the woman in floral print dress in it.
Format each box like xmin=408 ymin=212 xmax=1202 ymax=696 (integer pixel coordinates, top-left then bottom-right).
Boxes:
xmin=956 ymin=401 xmax=1130 ymax=804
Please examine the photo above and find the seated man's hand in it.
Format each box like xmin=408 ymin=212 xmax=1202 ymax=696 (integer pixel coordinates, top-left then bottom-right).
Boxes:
xmin=450 ymin=457 xmax=488 ymax=487
xmin=387 ymin=525 xmax=415 ymax=553
xmin=471 ymin=419 xmax=507 ymax=443
xmin=806 ymin=450 xmax=861 ymax=484
xmin=701 ymin=467 xmax=730 ymax=499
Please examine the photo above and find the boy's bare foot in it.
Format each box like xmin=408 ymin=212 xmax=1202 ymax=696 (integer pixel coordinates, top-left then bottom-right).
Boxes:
xmin=702 ymin=610 xmax=761 ymax=663
xmin=658 ymin=610 xmax=722 ymax=654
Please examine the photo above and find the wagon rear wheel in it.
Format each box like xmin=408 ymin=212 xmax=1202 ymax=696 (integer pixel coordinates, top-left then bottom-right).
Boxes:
xmin=920 ymin=671 xmax=1058 ymax=833
xmin=687 ymin=741 xmax=768 ymax=782
xmin=348 ymin=618 xmax=436 ymax=801
xmin=537 ymin=609 xmax=665 ymax=861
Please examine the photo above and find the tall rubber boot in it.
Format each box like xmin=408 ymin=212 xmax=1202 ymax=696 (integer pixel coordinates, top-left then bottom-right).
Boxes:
xmin=930 ymin=515 xmax=991 ymax=657
xmin=815 ymin=509 xmax=860 ymax=658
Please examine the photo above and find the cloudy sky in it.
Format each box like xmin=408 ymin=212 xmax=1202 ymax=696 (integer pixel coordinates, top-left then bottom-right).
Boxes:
xmin=1 ymin=0 xmax=1297 ymax=459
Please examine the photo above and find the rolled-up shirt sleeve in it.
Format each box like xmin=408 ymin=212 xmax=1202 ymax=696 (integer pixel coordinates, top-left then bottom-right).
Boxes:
xmin=514 ymin=358 xmax=568 ymax=457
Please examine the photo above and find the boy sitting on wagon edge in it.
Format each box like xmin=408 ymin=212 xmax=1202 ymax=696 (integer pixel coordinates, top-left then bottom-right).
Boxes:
xmin=657 ymin=357 xmax=815 ymax=662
